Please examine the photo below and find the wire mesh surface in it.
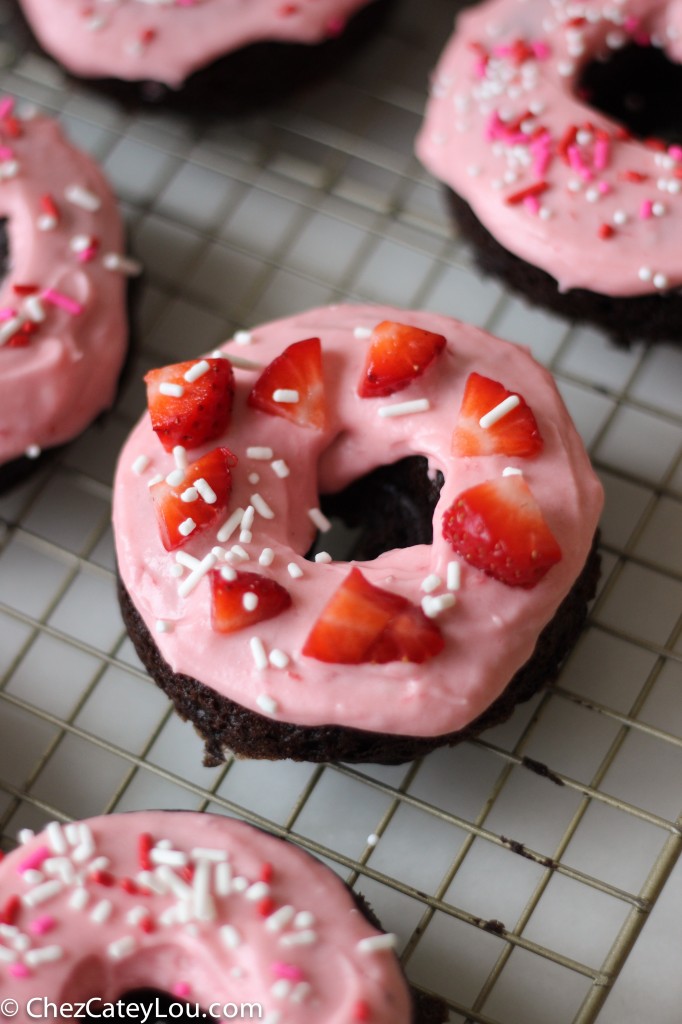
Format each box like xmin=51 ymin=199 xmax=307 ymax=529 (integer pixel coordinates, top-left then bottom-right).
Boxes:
xmin=0 ymin=0 xmax=681 ymax=1020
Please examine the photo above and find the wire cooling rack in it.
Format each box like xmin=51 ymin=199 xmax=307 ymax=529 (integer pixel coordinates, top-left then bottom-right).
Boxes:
xmin=0 ymin=0 xmax=681 ymax=1020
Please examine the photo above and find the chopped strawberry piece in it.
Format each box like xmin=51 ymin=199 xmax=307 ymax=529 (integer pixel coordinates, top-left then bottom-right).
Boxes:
xmin=248 ymin=337 xmax=325 ymax=430
xmin=150 ymin=447 xmax=237 ymax=551
xmin=302 ymin=567 xmax=444 ymax=664
xmin=442 ymin=476 xmax=561 ymax=588
xmin=451 ymin=373 xmax=542 ymax=457
xmin=211 ymin=570 xmax=291 ymax=634
xmin=358 ymin=321 xmax=447 ymax=398
xmin=144 ymin=358 xmax=234 ymax=452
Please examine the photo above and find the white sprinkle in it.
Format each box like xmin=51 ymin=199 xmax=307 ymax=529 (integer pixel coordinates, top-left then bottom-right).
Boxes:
xmin=294 ymin=911 xmax=315 ymax=928
xmin=217 ymin=507 xmax=245 ymax=543
xmin=70 ymin=233 xmax=92 ymax=253
xmin=259 ymin=548 xmax=275 ymax=567
xmin=250 ymin=637 xmax=268 ymax=671
xmin=69 ymin=887 xmax=89 ymax=910
xmin=422 ymin=593 xmax=457 ymax=619
xmin=366 ymin=834 xmax=380 ymax=848
xmin=314 ymin=551 xmax=332 ymax=564
xmin=195 ymin=478 xmax=217 ymax=504
xmin=248 ymin=473 xmax=260 ymax=485
xmin=215 ymin=861 xmax=233 ymax=896
xmin=479 ymin=394 xmax=520 ymax=429
xmin=251 ymin=493 xmax=275 ymax=519
xmin=308 ymin=508 xmax=332 ymax=533
xmin=230 ymin=545 xmax=249 ymax=562
xmin=234 ymin=330 xmax=252 ymax=346
xmin=287 ymin=563 xmax=303 ymax=579
xmin=266 ymin=906 xmax=295 ymax=932
xmin=23 ymin=295 xmax=46 ymax=322
xmin=178 ymin=518 xmax=196 ymax=538
xmin=502 ymin=465 xmax=523 ymax=476
xmin=241 ymin=506 xmax=256 ymax=530
xmin=421 ymin=573 xmax=442 ymax=594
xmin=37 ymin=214 xmax=57 ymax=231
xmin=25 ymin=945 xmax=63 ymax=966
xmin=108 ymin=936 xmax=136 ymax=960
xmin=155 ymin=866 xmax=192 ymax=900
xmin=132 ymin=455 xmax=150 ymax=476
xmin=148 ymin=474 xmax=164 ymax=488
xmin=353 ymin=326 xmax=372 ymax=339
xmin=25 ymin=444 xmax=41 ymax=460
xmin=90 ymin=900 xmax=112 ymax=924
xmin=224 ymin=354 xmax=264 ymax=371
xmin=173 ymin=446 xmax=188 ymax=470
xmin=243 ymin=592 xmax=259 ymax=612
xmin=378 ymin=398 xmax=431 ymax=418
xmin=135 ymin=872 xmax=166 ymax=896
xmin=638 ymin=266 xmax=652 ymax=281
xmin=247 ymin=447 xmax=274 ymax=460
xmin=245 ymin=881 xmax=271 ymax=901
xmin=23 ymin=880 xmax=62 ymax=907
xmin=46 ymin=822 xmax=67 ymax=856
xmin=221 ymin=925 xmax=242 ymax=949
xmin=184 ymin=359 xmax=210 ymax=383
xmin=357 ymin=933 xmax=398 ymax=953
xmin=240 ymin=530 xmax=253 ymax=544
xmin=192 ymin=860 xmax=215 ymax=922
xmin=127 ymin=906 xmax=151 ymax=926
xmin=191 ymin=847 xmax=228 ymax=863
xmin=144 ymin=845 xmax=187 ymax=868
xmin=447 ymin=562 xmax=461 ymax=591
xmin=65 ymin=184 xmax=101 ymax=211
xmin=64 ymin=825 xmax=80 ymax=846
xmin=232 ymin=877 xmax=249 ymax=893
xmin=292 ymin=983 xmax=311 ymax=1005
xmin=280 ymin=930 xmax=317 ymax=947
xmin=0 ymin=316 xmax=24 ymax=347
xmin=181 ymin=487 xmax=199 ymax=503
xmin=103 ymin=253 xmax=142 ymax=276
xmin=257 ymin=693 xmax=279 ymax=714
xmin=165 ymin=468 xmax=186 ymax=488
xmin=653 ymin=273 xmax=669 ymax=289
xmin=22 ymin=870 xmax=44 ymax=886
xmin=269 ymin=649 xmax=290 ymax=669
xmin=87 ymin=857 xmax=110 ymax=875
xmin=220 ymin=566 xmax=238 ymax=582
xmin=0 ymin=947 xmax=16 ymax=964
xmin=271 ymin=460 xmax=290 ymax=478
xmin=652 ymin=202 xmax=666 ymax=216
xmin=155 ymin=620 xmax=174 ymax=634
xmin=178 ymin=552 xmax=218 ymax=599
xmin=176 ymin=552 xmax=201 ymax=570
xmin=73 ymin=826 xmax=95 ymax=863
xmin=273 ymin=389 xmax=299 ymax=404
xmin=159 ymin=382 xmax=184 ymax=398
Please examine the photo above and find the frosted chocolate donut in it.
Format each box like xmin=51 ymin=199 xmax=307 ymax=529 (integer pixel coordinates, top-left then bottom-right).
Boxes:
xmin=0 ymin=98 xmax=131 ymax=489
xmin=416 ymin=0 xmax=682 ymax=344
xmin=0 ymin=812 xmax=431 ymax=1022
xmin=113 ymin=305 xmax=603 ymax=765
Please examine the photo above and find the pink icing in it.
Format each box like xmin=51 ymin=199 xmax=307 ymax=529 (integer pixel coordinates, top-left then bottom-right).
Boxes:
xmin=113 ymin=304 xmax=603 ymax=741
xmin=416 ymin=0 xmax=682 ymax=296
xmin=17 ymin=0 xmax=377 ymax=89
xmin=0 ymin=105 xmax=129 ymax=466
xmin=0 ymin=812 xmax=411 ymax=1021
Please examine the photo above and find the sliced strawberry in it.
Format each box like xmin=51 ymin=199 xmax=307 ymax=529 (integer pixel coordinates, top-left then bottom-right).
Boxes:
xmin=248 ymin=337 xmax=325 ymax=430
xmin=442 ymin=475 xmax=561 ymax=588
xmin=145 ymin=358 xmax=234 ymax=452
xmin=150 ymin=447 xmax=237 ymax=551
xmin=358 ymin=321 xmax=447 ymax=398
xmin=211 ymin=570 xmax=291 ymax=634
xmin=302 ymin=567 xmax=444 ymax=664
xmin=451 ymin=373 xmax=542 ymax=457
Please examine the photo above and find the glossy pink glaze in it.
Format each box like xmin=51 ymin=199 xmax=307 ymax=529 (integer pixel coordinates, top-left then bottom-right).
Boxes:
xmin=17 ymin=0 xmax=377 ymax=88
xmin=417 ymin=0 xmax=682 ymax=295
xmin=113 ymin=305 xmax=603 ymax=740
xmin=0 ymin=107 xmax=128 ymax=466
xmin=0 ymin=812 xmax=410 ymax=1021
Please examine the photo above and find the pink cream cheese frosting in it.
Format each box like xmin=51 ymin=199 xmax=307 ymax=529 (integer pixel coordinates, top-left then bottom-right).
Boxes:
xmin=416 ymin=0 xmax=682 ymax=296
xmin=113 ymin=305 xmax=603 ymax=740
xmin=0 ymin=101 xmax=130 ymax=467
xmin=0 ymin=811 xmax=411 ymax=1021
xmin=17 ymin=0 xmax=377 ymax=89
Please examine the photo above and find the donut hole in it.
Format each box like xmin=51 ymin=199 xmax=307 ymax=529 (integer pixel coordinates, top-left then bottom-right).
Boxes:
xmin=306 ymin=455 xmax=444 ymax=563
xmin=578 ymin=43 xmax=682 ymax=142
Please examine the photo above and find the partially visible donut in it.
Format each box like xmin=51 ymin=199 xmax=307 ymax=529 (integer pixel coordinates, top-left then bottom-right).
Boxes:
xmin=0 ymin=812 xmax=436 ymax=1022
xmin=416 ymin=0 xmax=682 ymax=342
xmin=113 ymin=305 xmax=603 ymax=764
xmin=0 ymin=99 xmax=131 ymax=486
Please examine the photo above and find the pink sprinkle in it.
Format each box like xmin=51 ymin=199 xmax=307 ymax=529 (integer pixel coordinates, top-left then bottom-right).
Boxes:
xmin=531 ymin=40 xmax=551 ymax=60
xmin=639 ymin=199 xmax=653 ymax=219
xmin=624 ymin=16 xmax=639 ymax=32
xmin=325 ymin=16 xmax=346 ymax=36
xmin=42 ymin=289 xmax=83 ymax=316
xmin=0 ymin=97 xmax=14 ymax=120
xmin=9 ymin=963 xmax=30 ymax=979
xmin=172 ymin=983 xmax=191 ymax=998
xmin=598 ymin=181 xmax=612 ymax=195
xmin=30 ymin=915 xmax=55 ymax=936
xmin=0 ymin=307 xmax=17 ymax=321
xmin=594 ymin=138 xmax=610 ymax=171
xmin=523 ymin=195 xmax=541 ymax=215
xmin=77 ymin=246 xmax=98 ymax=264
xmin=271 ymin=961 xmax=305 ymax=981
xmin=669 ymin=146 xmax=682 ymax=161
xmin=567 ymin=144 xmax=587 ymax=172
xmin=17 ymin=846 xmax=50 ymax=874
xmin=486 ymin=113 xmax=502 ymax=141
xmin=475 ymin=57 xmax=488 ymax=78
xmin=0 ymin=146 xmax=13 ymax=160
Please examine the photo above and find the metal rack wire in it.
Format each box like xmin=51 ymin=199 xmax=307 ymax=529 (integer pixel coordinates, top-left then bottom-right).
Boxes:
xmin=0 ymin=0 xmax=681 ymax=1020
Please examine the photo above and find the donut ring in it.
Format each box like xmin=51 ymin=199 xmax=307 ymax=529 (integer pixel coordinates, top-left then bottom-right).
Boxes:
xmin=0 ymin=100 xmax=130 ymax=476
xmin=0 ymin=812 xmax=421 ymax=1022
xmin=113 ymin=305 xmax=602 ymax=763
xmin=417 ymin=0 xmax=682 ymax=299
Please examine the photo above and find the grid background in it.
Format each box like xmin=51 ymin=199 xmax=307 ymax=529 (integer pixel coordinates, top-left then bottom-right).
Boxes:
xmin=0 ymin=0 xmax=681 ymax=1020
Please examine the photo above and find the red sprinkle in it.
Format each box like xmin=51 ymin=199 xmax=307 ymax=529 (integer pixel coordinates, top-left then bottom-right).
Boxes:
xmin=0 ymin=895 xmax=21 ymax=925
xmin=120 ymin=878 xmax=139 ymax=895
xmin=257 ymin=897 xmax=277 ymax=918
xmin=6 ymin=334 xmax=29 ymax=348
xmin=12 ymin=284 xmax=39 ymax=296
xmin=598 ymin=223 xmax=615 ymax=240
xmin=140 ymin=27 xmax=157 ymax=44
xmin=91 ymin=870 xmax=115 ymax=887
xmin=2 ymin=116 xmax=21 ymax=139
xmin=353 ymin=1001 xmax=371 ymax=1021
xmin=138 ymin=833 xmax=153 ymax=871
xmin=505 ymin=180 xmax=549 ymax=205
xmin=619 ymin=170 xmax=647 ymax=183
xmin=259 ymin=862 xmax=274 ymax=884
xmin=180 ymin=864 xmax=195 ymax=884
xmin=139 ymin=916 xmax=155 ymax=934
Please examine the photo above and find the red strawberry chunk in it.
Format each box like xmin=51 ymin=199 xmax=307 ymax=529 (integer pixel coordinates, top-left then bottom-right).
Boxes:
xmin=451 ymin=373 xmax=542 ymax=457
xmin=211 ymin=570 xmax=292 ymax=634
xmin=150 ymin=447 xmax=237 ymax=551
xmin=358 ymin=321 xmax=447 ymax=398
xmin=442 ymin=476 xmax=561 ymax=588
xmin=248 ymin=337 xmax=325 ymax=430
xmin=145 ymin=358 xmax=234 ymax=452
xmin=302 ymin=567 xmax=444 ymax=664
